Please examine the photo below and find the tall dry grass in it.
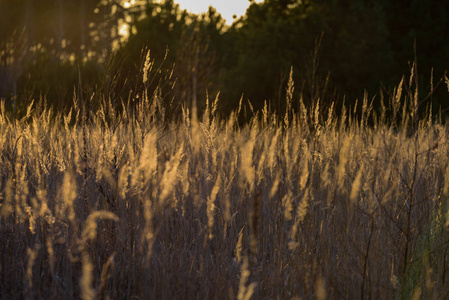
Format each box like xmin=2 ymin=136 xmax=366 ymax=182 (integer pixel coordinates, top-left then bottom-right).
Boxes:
xmin=1 ymin=59 xmax=449 ymax=299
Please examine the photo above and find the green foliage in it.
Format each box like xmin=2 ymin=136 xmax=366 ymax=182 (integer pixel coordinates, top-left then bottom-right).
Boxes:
xmin=398 ymin=195 xmax=449 ymax=299
xmin=222 ymin=0 xmax=449 ymax=115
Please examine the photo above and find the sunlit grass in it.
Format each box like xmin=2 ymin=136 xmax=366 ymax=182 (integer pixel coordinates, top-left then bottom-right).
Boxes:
xmin=1 ymin=61 xmax=449 ymax=299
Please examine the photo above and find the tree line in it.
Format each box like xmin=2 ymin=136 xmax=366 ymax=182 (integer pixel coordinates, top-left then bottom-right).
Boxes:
xmin=1 ymin=0 xmax=448 ymax=118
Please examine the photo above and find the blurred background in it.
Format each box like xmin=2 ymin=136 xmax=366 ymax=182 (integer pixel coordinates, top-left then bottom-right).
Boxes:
xmin=1 ymin=0 xmax=448 ymax=118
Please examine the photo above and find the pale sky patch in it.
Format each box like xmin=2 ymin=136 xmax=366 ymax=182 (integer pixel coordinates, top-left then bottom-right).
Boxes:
xmin=175 ymin=0 xmax=263 ymax=24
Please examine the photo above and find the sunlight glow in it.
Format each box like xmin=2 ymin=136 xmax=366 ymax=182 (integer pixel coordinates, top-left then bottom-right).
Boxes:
xmin=120 ymin=1 xmax=262 ymax=26
xmin=119 ymin=23 xmax=130 ymax=37
xmin=124 ymin=0 xmax=135 ymax=9
xmin=116 ymin=0 xmax=264 ymax=42
xmin=174 ymin=0 xmax=263 ymax=24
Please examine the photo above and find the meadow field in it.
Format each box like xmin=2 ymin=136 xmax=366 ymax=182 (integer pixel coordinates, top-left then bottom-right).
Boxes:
xmin=1 ymin=69 xmax=449 ymax=299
